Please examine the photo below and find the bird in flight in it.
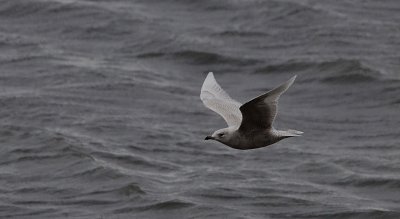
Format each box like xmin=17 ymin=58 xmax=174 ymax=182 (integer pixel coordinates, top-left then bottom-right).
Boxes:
xmin=200 ymin=72 xmax=302 ymax=150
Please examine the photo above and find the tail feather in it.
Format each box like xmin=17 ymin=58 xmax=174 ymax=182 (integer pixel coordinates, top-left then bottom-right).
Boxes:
xmin=282 ymin=129 xmax=303 ymax=137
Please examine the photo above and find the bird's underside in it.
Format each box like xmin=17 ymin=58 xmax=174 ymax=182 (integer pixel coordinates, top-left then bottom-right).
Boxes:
xmin=200 ymin=72 xmax=302 ymax=150
xmin=232 ymin=128 xmax=301 ymax=150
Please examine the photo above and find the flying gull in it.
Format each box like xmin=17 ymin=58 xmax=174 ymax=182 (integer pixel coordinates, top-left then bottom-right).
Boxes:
xmin=200 ymin=72 xmax=302 ymax=150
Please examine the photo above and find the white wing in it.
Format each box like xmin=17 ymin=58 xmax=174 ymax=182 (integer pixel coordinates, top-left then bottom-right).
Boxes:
xmin=200 ymin=72 xmax=242 ymax=127
xmin=239 ymin=75 xmax=296 ymax=132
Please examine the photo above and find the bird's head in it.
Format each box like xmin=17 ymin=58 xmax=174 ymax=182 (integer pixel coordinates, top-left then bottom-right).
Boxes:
xmin=205 ymin=127 xmax=234 ymax=145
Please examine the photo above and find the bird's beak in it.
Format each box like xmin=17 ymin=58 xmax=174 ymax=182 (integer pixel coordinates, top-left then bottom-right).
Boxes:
xmin=205 ymin=136 xmax=213 ymax=140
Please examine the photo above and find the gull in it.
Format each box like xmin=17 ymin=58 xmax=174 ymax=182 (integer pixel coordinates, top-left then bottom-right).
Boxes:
xmin=200 ymin=72 xmax=302 ymax=150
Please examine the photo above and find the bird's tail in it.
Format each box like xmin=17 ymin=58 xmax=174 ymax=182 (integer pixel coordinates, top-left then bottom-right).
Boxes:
xmin=281 ymin=129 xmax=303 ymax=137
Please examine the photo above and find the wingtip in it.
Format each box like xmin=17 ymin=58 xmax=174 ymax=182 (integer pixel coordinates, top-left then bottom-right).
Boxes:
xmin=201 ymin=72 xmax=216 ymax=96
xmin=203 ymin=72 xmax=216 ymax=85
xmin=286 ymin=75 xmax=297 ymax=87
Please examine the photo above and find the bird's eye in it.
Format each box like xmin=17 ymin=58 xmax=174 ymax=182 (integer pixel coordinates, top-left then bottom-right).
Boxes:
xmin=218 ymin=133 xmax=224 ymax=137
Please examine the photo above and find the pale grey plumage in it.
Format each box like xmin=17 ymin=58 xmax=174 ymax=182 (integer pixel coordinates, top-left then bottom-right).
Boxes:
xmin=200 ymin=72 xmax=302 ymax=150
xmin=200 ymin=72 xmax=242 ymax=127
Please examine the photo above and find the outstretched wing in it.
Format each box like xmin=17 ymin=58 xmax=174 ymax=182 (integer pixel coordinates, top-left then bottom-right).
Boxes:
xmin=200 ymin=72 xmax=242 ymax=127
xmin=239 ymin=75 xmax=296 ymax=132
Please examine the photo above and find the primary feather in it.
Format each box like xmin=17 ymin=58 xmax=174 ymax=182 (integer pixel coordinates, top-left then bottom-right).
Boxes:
xmin=200 ymin=72 xmax=242 ymax=127
xmin=239 ymin=75 xmax=296 ymax=132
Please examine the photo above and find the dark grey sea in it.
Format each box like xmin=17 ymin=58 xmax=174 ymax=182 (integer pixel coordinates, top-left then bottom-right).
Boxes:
xmin=1 ymin=0 xmax=399 ymax=218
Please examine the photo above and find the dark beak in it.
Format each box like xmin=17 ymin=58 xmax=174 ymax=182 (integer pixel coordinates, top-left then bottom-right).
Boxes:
xmin=205 ymin=136 xmax=213 ymax=140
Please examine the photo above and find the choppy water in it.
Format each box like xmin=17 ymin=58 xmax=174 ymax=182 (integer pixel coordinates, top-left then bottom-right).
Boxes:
xmin=1 ymin=0 xmax=400 ymax=218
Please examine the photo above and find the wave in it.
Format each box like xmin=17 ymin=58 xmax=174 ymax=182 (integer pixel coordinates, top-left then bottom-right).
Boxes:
xmin=113 ymin=199 xmax=194 ymax=214
xmin=136 ymin=199 xmax=194 ymax=211
xmin=255 ymin=59 xmax=381 ymax=83
xmin=0 ymin=0 xmax=138 ymax=41
xmin=92 ymin=150 xmax=179 ymax=172
xmin=299 ymin=210 xmax=397 ymax=219
xmin=216 ymin=30 xmax=268 ymax=37
xmin=137 ymin=50 xmax=260 ymax=66
xmin=0 ymin=0 xmax=110 ymax=18
xmin=335 ymin=174 xmax=400 ymax=189
xmin=117 ymin=183 xmax=146 ymax=196
xmin=0 ymin=0 xmax=86 ymax=18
